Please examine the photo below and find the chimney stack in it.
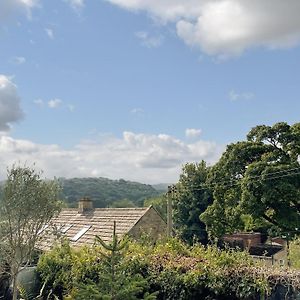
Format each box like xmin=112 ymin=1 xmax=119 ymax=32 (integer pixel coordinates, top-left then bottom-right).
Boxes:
xmin=78 ymin=197 xmax=93 ymax=213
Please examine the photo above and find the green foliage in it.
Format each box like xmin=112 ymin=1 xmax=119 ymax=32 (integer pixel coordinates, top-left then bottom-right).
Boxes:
xmin=72 ymin=221 xmax=155 ymax=300
xmin=37 ymin=236 xmax=300 ymax=300
xmin=290 ymin=237 xmax=300 ymax=269
xmin=18 ymin=284 xmax=32 ymax=300
xmin=201 ymin=122 xmax=300 ymax=239
xmin=174 ymin=162 xmax=213 ymax=244
xmin=37 ymin=240 xmax=74 ymax=298
xmin=0 ymin=164 xmax=62 ymax=300
xmin=59 ymin=177 xmax=159 ymax=208
xmin=110 ymin=198 xmax=136 ymax=208
xmin=37 ymin=225 xmax=156 ymax=300
xmin=38 ymin=242 xmax=107 ymax=299
xmin=124 ymin=238 xmax=270 ymax=300
xmin=18 ymin=280 xmax=60 ymax=300
xmin=144 ymin=195 xmax=167 ymax=221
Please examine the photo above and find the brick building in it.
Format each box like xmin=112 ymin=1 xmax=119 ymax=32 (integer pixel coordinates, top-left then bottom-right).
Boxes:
xmin=222 ymin=232 xmax=288 ymax=267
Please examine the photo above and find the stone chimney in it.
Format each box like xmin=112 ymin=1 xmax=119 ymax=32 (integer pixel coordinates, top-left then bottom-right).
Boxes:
xmin=78 ymin=197 xmax=93 ymax=213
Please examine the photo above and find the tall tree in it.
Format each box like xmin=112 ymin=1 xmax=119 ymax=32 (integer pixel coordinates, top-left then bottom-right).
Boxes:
xmin=173 ymin=161 xmax=213 ymax=244
xmin=0 ymin=165 xmax=62 ymax=300
xmin=72 ymin=222 xmax=157 ymax=300
xmin=201 ymin=122 xmax=300 ymax=239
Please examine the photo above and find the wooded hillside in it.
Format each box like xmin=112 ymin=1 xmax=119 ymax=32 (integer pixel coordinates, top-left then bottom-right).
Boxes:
xmin=59 ymin=177 xmax=160 ymax=208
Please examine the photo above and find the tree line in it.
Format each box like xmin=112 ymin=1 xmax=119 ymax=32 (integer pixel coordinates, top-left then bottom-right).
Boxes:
xmin=172 ymin=122 xmax=300 ymax=244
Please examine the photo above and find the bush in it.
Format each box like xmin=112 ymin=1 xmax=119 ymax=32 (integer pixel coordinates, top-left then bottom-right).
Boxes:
xmin=37 ymin=234 xmax=156 ymax=299
xmin=37 ymin=237 xmax=300 ymax=300
xmin=123 ymin=238 xmax=269 ymax=300
xmin=290 ymin=237 xmax=300 ymax=270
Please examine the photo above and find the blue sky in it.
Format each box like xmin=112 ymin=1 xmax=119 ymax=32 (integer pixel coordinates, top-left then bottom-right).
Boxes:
xmin=0 ymin=0 xmax=300 ymax=183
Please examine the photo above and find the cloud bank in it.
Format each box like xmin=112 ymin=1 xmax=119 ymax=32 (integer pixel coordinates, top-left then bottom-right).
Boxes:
xmin=0 ymin=0 xmax=38 ymax=22
xmin=0 ymin=75 xmax=24 ymax=132
xmin=106 ymin=0 xmax=300 ymax=56
xmin=0 ymin=132 xmax=223 ymax=183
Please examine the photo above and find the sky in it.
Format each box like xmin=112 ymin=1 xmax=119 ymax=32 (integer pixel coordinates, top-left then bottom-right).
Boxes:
xmin=0 ymin=0 xmax=300 ymax=184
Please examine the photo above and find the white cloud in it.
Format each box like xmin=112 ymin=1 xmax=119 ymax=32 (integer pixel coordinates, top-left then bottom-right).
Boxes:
xmin=48 ymin=98 xmax=62 ymax=108
xmin=106 ymin=0 xmax=300 ymax=56
xmin=135 ymin=31 xmax=164 ymax=48
xmin=0 ymin=131 xmax=223 ymax=183
xmin=45 ymin=28 xmax=54 ymax=39
xmin=105 ymin=0 xmax=202 ymax=22
xmin=0 ymin=75 xmax=24 ymax=132
xmin=130 ymin=108 xmax=144 ymax=115
xmin=11 ymin=56 xmax=26 ymax=65
xmin=229 ymin=90 xmax=254 ymax=101
xmin=33 ymin=99 xmax=44 ymax=106
xmin=35 ymin=98 xmax=75 ymax=112
xmin=65 ymin=0 xmax=85 ymax=11
xmin=185 ymin=128 xmax=202 ymax=138
xmin=0 ymin=0 xmax=39 ymax=22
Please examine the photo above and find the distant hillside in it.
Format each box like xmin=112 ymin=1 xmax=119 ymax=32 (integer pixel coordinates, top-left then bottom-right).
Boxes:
xmin=59 ymin=177 xmax=160 ymax=208
xmin=151 ymin=183 xmax=171 ymax=193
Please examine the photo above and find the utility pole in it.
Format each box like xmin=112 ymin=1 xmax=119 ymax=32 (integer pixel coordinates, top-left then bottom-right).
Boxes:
xmin=167 ymin=185 xmax=176 ymax=237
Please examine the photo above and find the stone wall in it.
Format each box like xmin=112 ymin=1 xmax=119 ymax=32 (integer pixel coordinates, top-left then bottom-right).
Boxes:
xmin=128 ymin=206 xmax=167 ymax=241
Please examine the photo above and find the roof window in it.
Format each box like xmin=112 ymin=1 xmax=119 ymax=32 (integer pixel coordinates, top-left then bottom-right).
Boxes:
xmin=71 ymin=226 xmax=91 ymax=242
xmin=61 ymin=224 xmax=73 ymax=233
xmin=37 ymin=224 xmax=49 ymax=235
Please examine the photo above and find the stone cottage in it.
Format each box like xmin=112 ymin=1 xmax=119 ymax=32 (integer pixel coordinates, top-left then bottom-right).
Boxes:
xmin=38 ymin=197 xmax=167 ymax=251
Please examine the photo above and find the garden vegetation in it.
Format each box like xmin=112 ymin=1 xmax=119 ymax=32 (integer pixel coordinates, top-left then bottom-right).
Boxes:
xmin=36 ymin=236 xmax=300 ymax=300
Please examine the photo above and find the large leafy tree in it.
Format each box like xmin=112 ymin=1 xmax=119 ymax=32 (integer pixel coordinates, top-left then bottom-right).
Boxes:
xmin=201 ymin=122 xmax=300 ymax=239
xmin=0 ymin=165 xmax=62 ymax=300
xmin=173 ymin=161 xmax=213 ymax=244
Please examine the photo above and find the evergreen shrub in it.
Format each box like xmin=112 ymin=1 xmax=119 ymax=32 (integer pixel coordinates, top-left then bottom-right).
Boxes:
xmin=37 ymin=237 xmax=300 ymax=300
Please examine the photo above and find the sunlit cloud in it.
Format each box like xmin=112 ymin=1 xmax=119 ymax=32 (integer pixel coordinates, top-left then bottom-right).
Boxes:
xmin=107 ymin=0 xmax=300 ymax=57
xmin=185 ymin=128 xmax=202 ymax=138
xmin=0 ymin=131 xmax=223 ymax=183
xmin=48 ymin=98 xmax=62 ymax=108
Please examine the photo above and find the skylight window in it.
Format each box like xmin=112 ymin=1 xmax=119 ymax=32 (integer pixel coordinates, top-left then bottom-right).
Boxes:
xmin=61 ymin=224 xmax=73 ymax=233
xmin=37 ymin=224 xmax=49 ymax=235
xmin=71 ymin=226 xmax=91 ymax=242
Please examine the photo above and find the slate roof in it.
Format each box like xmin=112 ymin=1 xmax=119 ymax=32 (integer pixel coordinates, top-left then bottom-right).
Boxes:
xmin=38 ymin=206 xmax=151 ymax=251
xmin=249 ymin=244 xmax=283 ymax=257
xmin=221 ymin=232 xmax=285 ymax=257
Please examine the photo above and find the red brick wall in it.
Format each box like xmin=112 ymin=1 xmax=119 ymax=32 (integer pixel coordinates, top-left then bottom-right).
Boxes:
xmin=223 ymin=233 xmax=262 ymax=248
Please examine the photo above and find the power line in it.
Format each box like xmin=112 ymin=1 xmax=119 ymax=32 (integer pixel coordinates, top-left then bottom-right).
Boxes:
xmin=174 ymin=167 xmax=300 ymax=193
xmin=182 ymin=166 xmax=300 ymax=188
